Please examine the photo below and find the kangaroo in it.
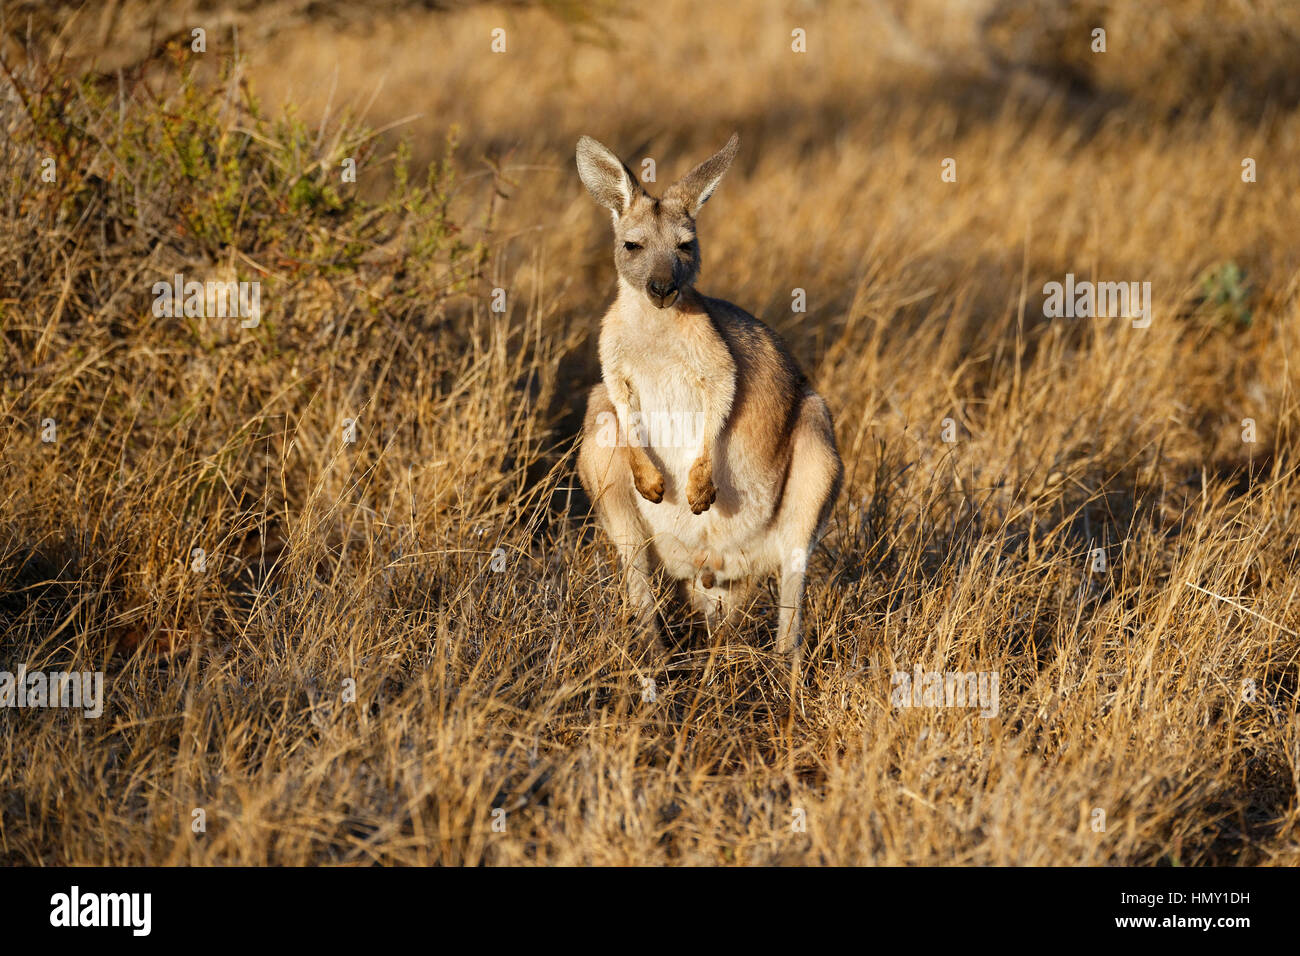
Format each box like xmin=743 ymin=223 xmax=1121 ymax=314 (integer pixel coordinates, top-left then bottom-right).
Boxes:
xmin=575 ymin=133 xmax=843 ymax=657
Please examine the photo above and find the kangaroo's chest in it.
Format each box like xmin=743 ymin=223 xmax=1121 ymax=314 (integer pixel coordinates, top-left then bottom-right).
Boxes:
xmin=609 ymin=327 xmax=718 ymax=462
xmin=631 ymin=368 xmax=706 ymax=468
xmin=621 ymin=335 xmax=711 ymax=411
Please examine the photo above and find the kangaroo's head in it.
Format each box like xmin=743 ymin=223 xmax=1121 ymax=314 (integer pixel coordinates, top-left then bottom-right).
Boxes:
xmin=576 ymin=134 xmax=739 ymax=310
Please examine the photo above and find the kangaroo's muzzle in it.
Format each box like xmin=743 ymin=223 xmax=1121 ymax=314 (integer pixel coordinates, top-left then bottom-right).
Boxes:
xmin=647 ymin=278 xmax=678 ymax=309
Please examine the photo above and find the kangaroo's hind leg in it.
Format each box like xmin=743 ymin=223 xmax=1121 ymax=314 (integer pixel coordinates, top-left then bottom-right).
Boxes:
xmin=578 ymin=383 xmax=664 ymax=649
xmin=772 ymin=393 xmax=843 ymax=656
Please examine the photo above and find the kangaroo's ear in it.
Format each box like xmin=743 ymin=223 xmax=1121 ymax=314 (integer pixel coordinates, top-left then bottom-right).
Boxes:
xmin=667 ymin=133 xmax=739 ymax=216
xmin=576 ymin=136 xmax=640 ymax=218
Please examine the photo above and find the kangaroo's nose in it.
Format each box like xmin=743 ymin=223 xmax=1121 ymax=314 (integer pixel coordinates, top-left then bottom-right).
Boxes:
xmin=647 ymin=278 xmax=678 ymax=307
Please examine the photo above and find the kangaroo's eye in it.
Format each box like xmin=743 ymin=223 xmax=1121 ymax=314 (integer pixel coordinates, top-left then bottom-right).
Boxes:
xmin=677 ymin=241 xmax=693 ymax=251
xmin=623 ymin=241 xmax=642 ymax=251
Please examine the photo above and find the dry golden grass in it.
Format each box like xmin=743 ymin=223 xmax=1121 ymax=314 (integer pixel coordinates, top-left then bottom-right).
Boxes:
xmin=1 ymin=0 xmax=1299 ymax=865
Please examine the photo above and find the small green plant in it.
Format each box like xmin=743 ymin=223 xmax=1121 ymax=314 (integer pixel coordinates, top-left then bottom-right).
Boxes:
xmin=3 ymin=44 xmax=486 ymax=318
xmin=1196 ymin=261 xmax=1252 ymax=328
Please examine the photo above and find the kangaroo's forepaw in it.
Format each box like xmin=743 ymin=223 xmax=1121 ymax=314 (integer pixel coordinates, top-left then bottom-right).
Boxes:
xmin=686 ymin=457 xmax=716 ymax=514
xmin=632 ymin=459 xmax=665 ymax=503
